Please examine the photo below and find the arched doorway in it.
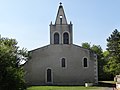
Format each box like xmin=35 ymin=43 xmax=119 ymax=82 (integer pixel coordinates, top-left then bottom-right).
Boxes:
xmin=47 ymin=69 xmax=52 ymax=83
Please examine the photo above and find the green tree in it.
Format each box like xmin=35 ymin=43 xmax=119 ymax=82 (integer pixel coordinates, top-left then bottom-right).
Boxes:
xmin=0 ymin=36 xmax=28 ymax=90
xmin=104 ymin=29 xmax=120 ymax=78
xmin=81 ymin=43 xmax=105 ymax=80
xmin=103 ymin=51 xmax=109 ymax=59
xmin=91 ymin=45 xmax=105 ymax=80
xmin=81 ymin=42 xmax=90 ymax=49
xmin=107 ymin=29 xmax=120 ymax=61
xmin=104 ymin=57 xmax=120 ymax=79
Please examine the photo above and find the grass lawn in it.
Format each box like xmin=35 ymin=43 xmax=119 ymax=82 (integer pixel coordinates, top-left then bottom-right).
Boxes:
xmin=27 ymin=86 xmax=102 ymax=90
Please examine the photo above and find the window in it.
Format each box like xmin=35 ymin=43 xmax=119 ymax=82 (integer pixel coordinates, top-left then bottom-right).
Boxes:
xmin=61 ymin=58 xmax=66 ymax=67
xmin=47 ymin=69 xmax=52 ymax=82
xmin=63 ymin=32 xmax=69 ymax=44
xmin=54 ymin=33 xmax=59 ymax=44
xmin=60 ymin=15 xmax=62 ymax=24
xmin=83 ymin=58 xmax=88 ymax=67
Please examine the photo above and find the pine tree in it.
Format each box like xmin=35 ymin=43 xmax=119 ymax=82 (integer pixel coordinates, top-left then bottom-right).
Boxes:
xmin=107 ymin=29 xmax=120 ymax=61
xmin=104 ymin=29 xmax=120 ymax=78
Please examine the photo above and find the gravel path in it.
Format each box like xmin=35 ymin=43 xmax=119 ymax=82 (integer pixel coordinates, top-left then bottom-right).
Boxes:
xmin=102 ymin=87 xmax=116 ymax=90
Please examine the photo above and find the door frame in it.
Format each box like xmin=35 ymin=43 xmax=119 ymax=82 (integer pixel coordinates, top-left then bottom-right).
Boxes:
xmin=45 ymin=68 xmax=53 ymax=84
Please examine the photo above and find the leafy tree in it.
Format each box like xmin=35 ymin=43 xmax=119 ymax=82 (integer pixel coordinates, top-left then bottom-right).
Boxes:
xmin=81 ymin=29 xmax=120 ymax=80
xmin=81 ymin=42 xmax=91 ymax=49
xmin=104 ymin=29 xmax=120 ymax=78
xmin=91 ymin=45 xmax=105 ymax=80
xmin=0 ymin=36 xmax=28 ymax=90
xmin=104 ymin=57 xmax=120 ymax=79
xmin=82 ymin=43 xmax=105 ymax=80
xmin=103 ymin=51 xmax=109 ymax=59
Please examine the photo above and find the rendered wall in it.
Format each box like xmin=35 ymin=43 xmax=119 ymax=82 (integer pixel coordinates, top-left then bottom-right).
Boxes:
xmin=24 ymin=44 xmax=98 ymax=85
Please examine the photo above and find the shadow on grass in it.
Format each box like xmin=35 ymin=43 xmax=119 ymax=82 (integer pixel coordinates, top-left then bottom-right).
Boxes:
xmin=98 ymin=81 xmax=116 ymax=88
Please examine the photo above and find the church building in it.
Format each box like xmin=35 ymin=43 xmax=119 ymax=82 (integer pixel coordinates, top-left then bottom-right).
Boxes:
xmin=24 ymin=3 xmax=98 ymax=85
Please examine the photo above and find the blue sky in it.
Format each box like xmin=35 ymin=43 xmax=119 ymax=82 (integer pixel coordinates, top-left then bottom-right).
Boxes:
xmin=0 ymin=0 xmax=120 ymax=51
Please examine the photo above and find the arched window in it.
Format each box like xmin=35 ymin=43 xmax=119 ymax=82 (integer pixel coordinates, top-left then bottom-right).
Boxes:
xmin=63 ymin=32 xmax=69 ymax=44
xmin=61 ymin=58 xmax=66 ymax=68
xmin=60 ymin=15 xmax=62 ymax=24
xmin=83 ymin=58 xmax=88 ymax=67
xmin=54 ymin=33 xmax=59 ymax=44
xmin=47 ymin=69 xmax=52 ymax=82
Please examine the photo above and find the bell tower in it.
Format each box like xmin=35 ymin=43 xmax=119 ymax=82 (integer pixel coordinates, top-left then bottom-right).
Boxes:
xmin=50 ymin=3 xmax=73 ymax=45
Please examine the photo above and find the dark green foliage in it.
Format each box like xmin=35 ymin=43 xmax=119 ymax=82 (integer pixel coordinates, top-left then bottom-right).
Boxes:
xmin=82 ymin=43 xmax=105 ymax=80
xmin=81 ymin=42 xmax=90 ymax=49
xmin=104 ymin=29 xmax=120 ymax=79
xmin=0 ymin=37 xmax=28 ymax=90
xmin=91 ymin=45 xmax=106 ymax=80
xmin=106 ymin=29 xmax=120 ymax=60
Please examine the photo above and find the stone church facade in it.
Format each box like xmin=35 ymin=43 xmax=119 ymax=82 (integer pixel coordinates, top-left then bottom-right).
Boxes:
xmin=24 ymin=3 xmax=98 ymax=85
